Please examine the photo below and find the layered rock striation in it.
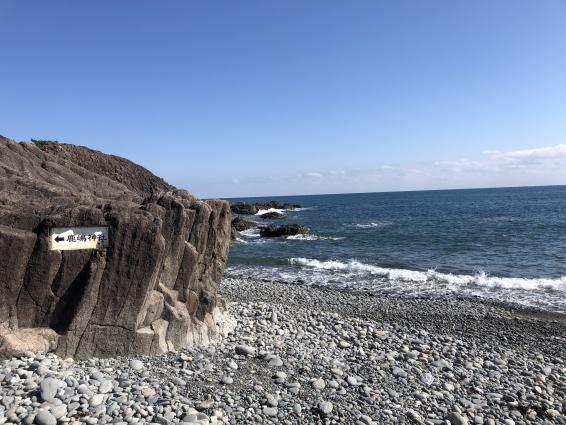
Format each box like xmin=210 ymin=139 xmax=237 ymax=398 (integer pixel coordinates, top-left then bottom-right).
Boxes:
xmin=0 ymin=137 xmax=234 ymax=359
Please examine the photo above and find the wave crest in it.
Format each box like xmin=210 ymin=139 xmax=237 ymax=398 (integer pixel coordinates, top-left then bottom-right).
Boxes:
xmin=255 ymin=208 xmax=286 ymax=215
xmin=239 ymin=228 xmax=261 ymax=238
xmin=289 ymin=258 xmax=566 ymax=291
xmin=286 ymin=234 xmax=345 ymax=241
xmin=349 ymin=221 xmax=391 ymax=229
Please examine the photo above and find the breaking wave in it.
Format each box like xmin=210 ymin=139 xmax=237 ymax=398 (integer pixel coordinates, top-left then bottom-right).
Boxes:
xmin=239 ymin=228 xmax=261 ymax=238
xmin=286 ymin=234 xmax=345 ymax=241
xmin=225 ymin=257 xmax=566 ymax=312
xmin=289 ymin=258 xmax=566 ymax=291
xmin=349 ymin=221 xmax=392 ymax=229
xmin=255 ymin=208 xmax=286 ymax=215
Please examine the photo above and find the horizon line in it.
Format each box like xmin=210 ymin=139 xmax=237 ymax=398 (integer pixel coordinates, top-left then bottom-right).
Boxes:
xmin=212 ymin=183 xmax=566 ymax=200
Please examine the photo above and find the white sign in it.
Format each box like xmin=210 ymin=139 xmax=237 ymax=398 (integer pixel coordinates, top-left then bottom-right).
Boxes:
xmin=50 ymin=227 xmax=109 ymax=251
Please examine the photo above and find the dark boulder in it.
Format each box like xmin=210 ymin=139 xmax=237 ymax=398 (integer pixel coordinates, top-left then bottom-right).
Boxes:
xmin=0 ymin=136 xmax=234 ymax=359
xmin=230 ymin=200 xmax=301 ymax=215
xmin=232 ymin=216 xmax=258 ymax=231
xmin=258 ymin=211 xmax=288 ymax=220
xmin=230 ymin=202 xmax=258 ymax=215
xmin=260 ymin=224 xmax=308 ymax=238
xmin=230 ymin=216 xmax=259 ymax=240
xmin=256 ymin=201 xmax=301 ymax=211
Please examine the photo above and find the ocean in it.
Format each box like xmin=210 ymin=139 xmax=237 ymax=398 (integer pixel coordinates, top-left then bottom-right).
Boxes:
xmin=226 ymin=186 xmax=566 ymax=313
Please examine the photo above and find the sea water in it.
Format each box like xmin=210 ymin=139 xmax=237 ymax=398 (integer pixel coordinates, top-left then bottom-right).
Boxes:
xmin=227 ymin=186 xmax=566 ymax=313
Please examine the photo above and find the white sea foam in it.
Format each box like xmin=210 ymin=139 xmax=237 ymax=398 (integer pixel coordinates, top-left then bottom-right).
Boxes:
xmin=239 ymin=228 xmax=261 ymax=238
xmin=288 ymin=258 xmax=566 ymax=292
xmin=225 ymin=261 xmax=566 ymax=312
xmin=350 ymin=221 xmax=391 ymax=229
xmin=286 ymin=234 xmax=345 ymax=241
xmin=255 ymin=208 xmax=286 ymax=215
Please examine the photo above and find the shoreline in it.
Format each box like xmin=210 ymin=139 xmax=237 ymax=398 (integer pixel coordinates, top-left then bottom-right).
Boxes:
xmin=224 ymin=273 xmax=566 ymax=323
xmin=0 ymin=276 xmax=565 ymax=424
xmin=221 ymin=277 xmax=566 ymax=360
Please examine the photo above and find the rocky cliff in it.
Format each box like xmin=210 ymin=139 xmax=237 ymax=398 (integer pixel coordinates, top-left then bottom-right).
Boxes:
xmin=0 ymin=136 xmax=234 ymax=359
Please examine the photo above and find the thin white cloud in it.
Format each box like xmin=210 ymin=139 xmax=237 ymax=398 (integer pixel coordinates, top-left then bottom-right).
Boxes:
xmin=185 ymin=143 xmax=566 ymax=197
xmin=484 ymin=144 xmax=566 ymax=160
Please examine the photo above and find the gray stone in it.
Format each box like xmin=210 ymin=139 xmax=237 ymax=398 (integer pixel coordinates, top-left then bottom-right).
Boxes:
xmin=235 ymin=345 xmax=256 ymax=356
xmin=446 ymin=412 xmax=469 ymax=425
xmin=98 ymin=380 xmax=113 ymax=394
xmin=50 ymin=405 xmax=67 ymax=419
xmin=129 ymin=360 xmax=144 ymax=371
xmin=40 ymin=377 xmax=60 ymax=402
xmin=266 ymin=394 xmax=278 ymax=407
xmin=268 ymin=356 xmax=283 ymax=367
xmin=171 ymin=377 xmax=186 ymax=386
xmin=421 ymin=372 xmax=434 ymax=386
xmin=346 ymin=376 xmax=358 ymax=386
xmin=34 ymin=411 xmax=57 ymax=425
xmin=318 ymin=401 xmax=333 ymax=415
xmin=263 ymin=406 xmax=278 ymax=417
xmin=312 ymin=378 xmax=326 ymax=390
xmin=90 ymin=394 xmax=105 ymax=407
xmin=392 ymin=367 xmax=407 ymax=378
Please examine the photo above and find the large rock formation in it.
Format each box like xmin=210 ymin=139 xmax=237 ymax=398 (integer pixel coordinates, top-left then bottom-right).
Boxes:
xmin=0 ymin=136 xmax=234 ymax=359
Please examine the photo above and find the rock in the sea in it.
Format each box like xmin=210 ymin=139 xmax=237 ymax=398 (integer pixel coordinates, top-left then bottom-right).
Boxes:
xmin=256 ymin=200 xmax=301 ymax=210
xmin=231 ymin=216 xmax=258 ymax=231
xmin=230 ymin=200 xmax=301 ymax=215
xmin=258 ymin=211 xmax=288 ymax=220
xmin=230 ymin=202 xmax=259 ymax=215
xmin=260 ymin=224 xmax=308 ymax=238
xmin=0 ymin=136 xmax=235 ymax=359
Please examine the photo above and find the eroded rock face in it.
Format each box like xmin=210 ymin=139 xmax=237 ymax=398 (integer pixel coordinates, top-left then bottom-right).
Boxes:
xmin=0 ymin=137 xmax=234 ymax=359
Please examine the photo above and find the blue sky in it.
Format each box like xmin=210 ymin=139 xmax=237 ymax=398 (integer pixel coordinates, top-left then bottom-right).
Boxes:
xmin=1 ymin=1 xmax=566 ymax=197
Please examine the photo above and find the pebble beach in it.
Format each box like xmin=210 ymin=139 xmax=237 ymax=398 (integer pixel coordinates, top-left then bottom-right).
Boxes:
xmin=1 ymin=277 xmax=565 ymax=425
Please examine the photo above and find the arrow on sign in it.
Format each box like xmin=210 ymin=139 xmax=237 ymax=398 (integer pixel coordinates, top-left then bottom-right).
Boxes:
xmin=55 ymin=236 xmax=65 ymax=242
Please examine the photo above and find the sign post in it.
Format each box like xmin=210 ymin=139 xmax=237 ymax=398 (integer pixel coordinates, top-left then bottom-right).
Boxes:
xmin=50 ymin=227 xmax=109 ymax=251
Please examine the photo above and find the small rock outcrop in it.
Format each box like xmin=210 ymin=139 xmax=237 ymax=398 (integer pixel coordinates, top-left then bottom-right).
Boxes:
xmin=230 ymin=216 xmax=259 ymax=241
xmin=258 ymin=211 xmax=288 ymax=220
xmin=230 ymin=203 xmax=259 ymax=215
xmin=260 ymin=224 xmax=308 ymax=238
xmin=231 ymin=217 xmax=258 ymax=232
xmin=230 ymin=200 xmax=301 ymax=215
xmin=0 ymin=137 xmax=234 ymax=359
xmin=257 ymin=201 xmax=301 ymax=211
